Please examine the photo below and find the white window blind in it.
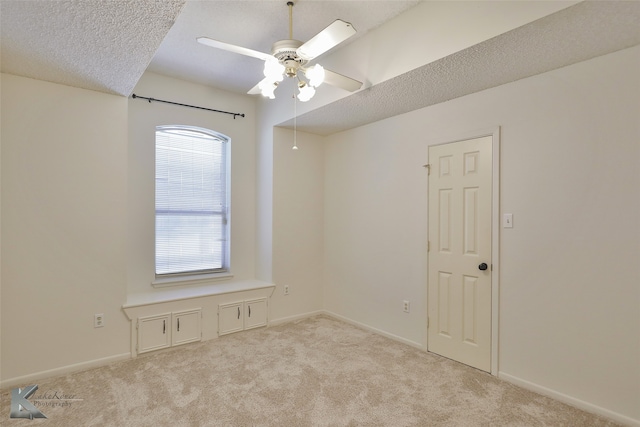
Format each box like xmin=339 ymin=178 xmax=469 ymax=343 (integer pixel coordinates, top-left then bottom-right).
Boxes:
xmin=155 ymin=126 xmax=229 ymax=276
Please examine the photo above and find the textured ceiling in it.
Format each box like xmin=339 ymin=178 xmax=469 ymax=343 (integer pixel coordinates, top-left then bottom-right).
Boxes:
xmin=0 ymin=0 xmax=186 ymax=96
xmin=1 ymin=1 xmax=639 ymax=137
xmin=284 ymin=1 xmax=640 ymax=135
xmin=0 ymin=0 xmax=418 ymax=97
xmin=147 ymin=0 xmax=420 ymax=94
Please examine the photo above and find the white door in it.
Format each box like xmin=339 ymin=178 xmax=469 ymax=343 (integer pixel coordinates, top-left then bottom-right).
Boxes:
xmin=428 ymin=136 xmax=492 ymax=372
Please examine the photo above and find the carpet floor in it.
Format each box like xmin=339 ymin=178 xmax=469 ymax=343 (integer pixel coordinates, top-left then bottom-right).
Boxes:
xmin=0 ymin=315 xmax=622 ymax=426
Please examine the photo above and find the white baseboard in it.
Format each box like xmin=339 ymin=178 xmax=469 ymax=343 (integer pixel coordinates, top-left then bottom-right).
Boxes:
xmin=269 ymin=310 xmax=325 ymax=326
xmin=499 ymin=372 xmax=639 ymax=427
xmin=271 ymin=310 xmax=424 ymax=351
xmin=1 ymin=353 xmax=131 ymax=390
xmin=322 ymin=310 xmax=425 ymax=351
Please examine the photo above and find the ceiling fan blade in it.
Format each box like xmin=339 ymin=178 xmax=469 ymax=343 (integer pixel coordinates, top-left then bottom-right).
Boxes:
xmin=197 ymin=37 xmax=272 ymax=61
xmin=296 ymin=19 xmax=356 ymax=61
xmin=323 ymin=69 xmax=363 ymax=92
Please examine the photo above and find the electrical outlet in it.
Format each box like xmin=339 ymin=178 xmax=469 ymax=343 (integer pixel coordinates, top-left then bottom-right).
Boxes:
xmin=403 ymin=301 xmax=410 ymax=313
xmin=94 ymin=313 xmax=105 ymax=328
xmin=284 ymin=285 xmax=290 ymax=295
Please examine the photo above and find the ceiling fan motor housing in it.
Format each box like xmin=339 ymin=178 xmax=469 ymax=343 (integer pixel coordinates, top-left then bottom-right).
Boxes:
xmin=272 ymin=39 xmax=307 ymax=77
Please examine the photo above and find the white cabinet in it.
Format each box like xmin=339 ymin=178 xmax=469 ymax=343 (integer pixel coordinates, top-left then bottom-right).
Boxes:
xmin=137 ymin=309 xmax=201 ymax=354
xmin=219 ymin=298 xmax=268 ymax=336
xmin=138 ymin=313 xmax=171 ymax=354
xmin=172 ymin=309 xmax=201 ymax=346
xmin=245 ymin=298 xmax=268 ymax=330
xmin=219 ymin=302 xmax=244 ymax=336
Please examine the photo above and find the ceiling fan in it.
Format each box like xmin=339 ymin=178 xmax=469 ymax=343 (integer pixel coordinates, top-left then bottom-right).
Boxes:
xmin=197 ymin=1 xmax=363 ymax=102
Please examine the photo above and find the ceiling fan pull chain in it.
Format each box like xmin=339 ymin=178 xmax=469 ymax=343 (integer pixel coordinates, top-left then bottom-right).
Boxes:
xmin=293 ymin=93 xmax=299 ymax=150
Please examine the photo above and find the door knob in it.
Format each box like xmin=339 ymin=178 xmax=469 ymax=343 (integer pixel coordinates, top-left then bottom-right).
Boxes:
xmin=478 ymin=263 xmax=488 ymax=271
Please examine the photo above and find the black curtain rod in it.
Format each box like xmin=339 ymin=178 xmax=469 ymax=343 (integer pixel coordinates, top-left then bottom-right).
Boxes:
xmin=132 ymin=94 xmax=245 ymax=119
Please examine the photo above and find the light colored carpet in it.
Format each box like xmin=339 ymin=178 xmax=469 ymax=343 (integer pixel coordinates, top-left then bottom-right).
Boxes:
xmin=1 ymin=315 xmax=621 ymax=426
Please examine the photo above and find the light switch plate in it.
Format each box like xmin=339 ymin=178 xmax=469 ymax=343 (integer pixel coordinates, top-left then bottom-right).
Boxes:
xmin=503 ymin=213 xmax=513 ymax=228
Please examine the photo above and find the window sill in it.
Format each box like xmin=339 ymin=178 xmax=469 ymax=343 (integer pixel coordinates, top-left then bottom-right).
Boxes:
xmin=124 ymin=279 xmax=275 ymax=310
xmin=152 ymin=272 xmax=234 ymax=288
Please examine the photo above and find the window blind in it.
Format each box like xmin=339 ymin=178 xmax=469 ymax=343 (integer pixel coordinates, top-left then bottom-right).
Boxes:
xmin=155 ymin=126 xmax=228 ymax=276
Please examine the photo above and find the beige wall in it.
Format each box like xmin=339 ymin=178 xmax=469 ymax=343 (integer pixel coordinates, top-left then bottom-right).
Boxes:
xmin=0 ymin=71 xmax=261 ymax=384
xmin=322 ymin=46 xmax=640 ymax=422
xmin=271 ymin=127 xmax=325 ymax=321
xmin=1 ymin=74 xmax=130 ymax=381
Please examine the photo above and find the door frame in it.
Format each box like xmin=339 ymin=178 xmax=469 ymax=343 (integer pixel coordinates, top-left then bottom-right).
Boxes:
xmin=426 ymin=126 xmax=500 ymax=376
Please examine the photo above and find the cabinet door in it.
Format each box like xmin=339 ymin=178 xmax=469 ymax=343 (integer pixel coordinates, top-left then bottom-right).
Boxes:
xmin=138 ymin=313 xmax=171 ymax=354
xmin=172 ymin=309 xmax=201 ymax=346
xmin=245 ymin=298 xmax=268 ymax=330
xmin=219 ymin=302 xmax=244 ymax=336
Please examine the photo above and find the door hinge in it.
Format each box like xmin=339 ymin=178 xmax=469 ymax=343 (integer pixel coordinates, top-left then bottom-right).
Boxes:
xmin=427 ymin=241 xmax=430 ymax=252
xmin=427 ymin=317 xmax=429 ymax=328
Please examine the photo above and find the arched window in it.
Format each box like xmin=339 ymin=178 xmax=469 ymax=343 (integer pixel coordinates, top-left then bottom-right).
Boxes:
xmin=155 ymin=125 xmax=229 ymax=276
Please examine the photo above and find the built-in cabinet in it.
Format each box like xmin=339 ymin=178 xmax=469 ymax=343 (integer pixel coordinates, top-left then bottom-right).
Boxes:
xmin=218 ymin=298 xmax=268 ymax=336
xmin=122 ymin=280 xmax=275 ymax=357
xmin=137 ymin=309 xmax=202 ymax=354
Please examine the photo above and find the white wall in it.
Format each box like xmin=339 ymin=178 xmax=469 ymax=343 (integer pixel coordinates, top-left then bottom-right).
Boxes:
xmin=1 ymin=74 xmax=130 ymax=382
xmin=0 ymin=71 xmax=261 ymax=384
xmin=322 ymin=46 xmax=640 ymax=423
xmin=127 ymin=72 xmax=257 ymax=295
xmin=254 ymin=2 xmax=575 ymax=287
xmin=271 ymin=127 xmax=325 ymax=321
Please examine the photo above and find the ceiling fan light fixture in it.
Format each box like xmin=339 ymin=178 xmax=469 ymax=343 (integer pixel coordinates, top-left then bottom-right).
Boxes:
xmin=305 ymin=64 xmax=325 ymax=87
xmin=259 ymin=80 xmax=278 ymax=99
xmin=297 ymin=83 xmax=315 ymax=102
xmin=263 ymin=58 xmax=285 ymax=82
xmin=198 ymin=2 xmax=362 ymax=100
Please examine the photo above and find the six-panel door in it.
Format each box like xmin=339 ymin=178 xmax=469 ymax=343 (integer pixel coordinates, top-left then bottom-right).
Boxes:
xmin=427 ymin=136 xmax=493 ymax=372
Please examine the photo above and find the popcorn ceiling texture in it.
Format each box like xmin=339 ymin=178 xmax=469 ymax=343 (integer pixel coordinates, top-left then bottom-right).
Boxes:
xmin=1 ymin=1 xmax=638 ymax=134
xmin=0 ymin=0 xmax=416 ymax=98
xmin=0 ymin=0 xmax=186 ymax=96
xmin=285 ymin=1 xmax=640 ymax=135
